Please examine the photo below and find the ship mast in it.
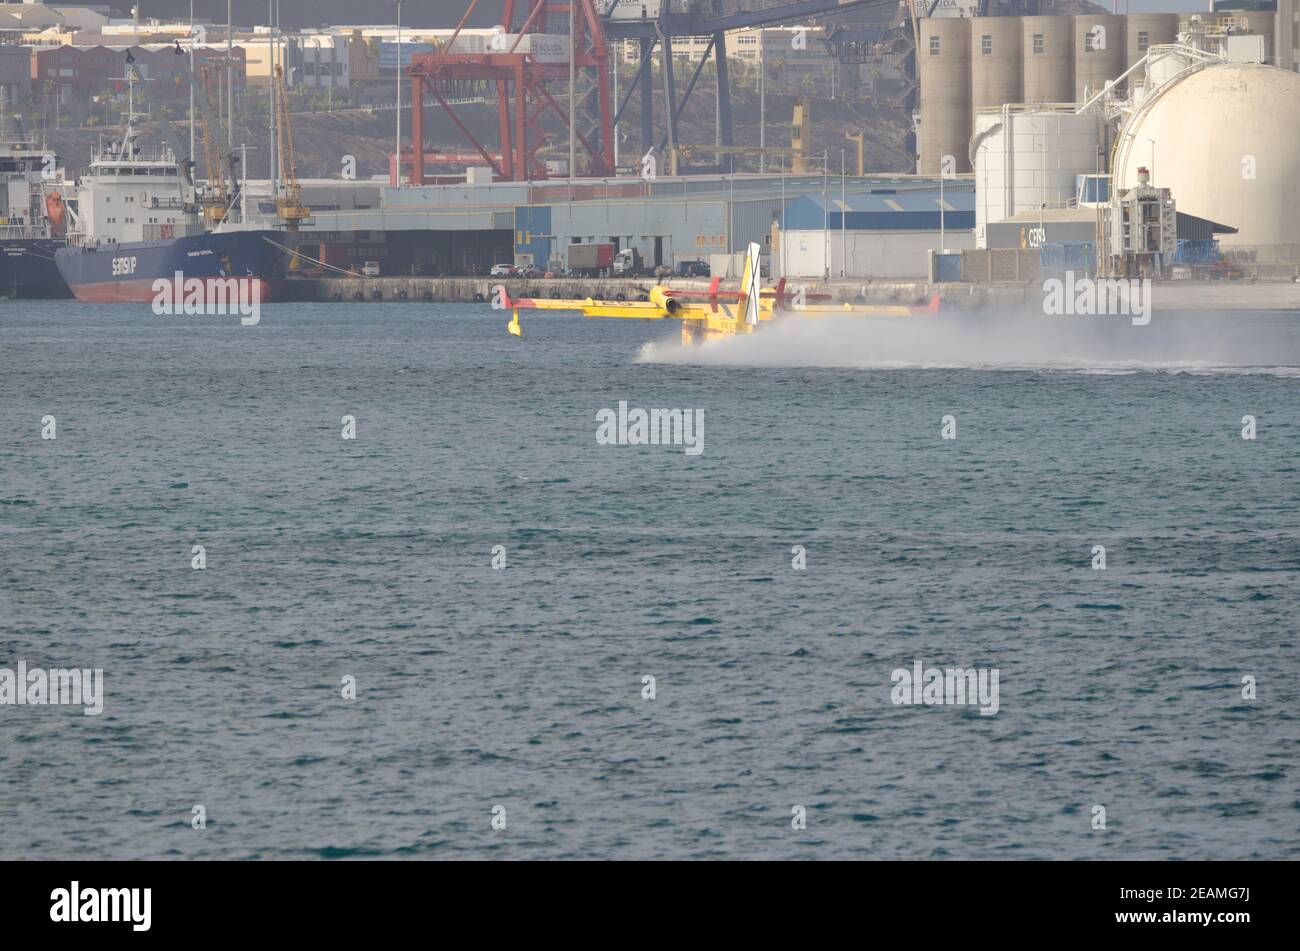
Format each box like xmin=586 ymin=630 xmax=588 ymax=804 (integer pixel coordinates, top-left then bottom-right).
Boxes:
xmin=117 ymin=54 xmax=140 ymax=162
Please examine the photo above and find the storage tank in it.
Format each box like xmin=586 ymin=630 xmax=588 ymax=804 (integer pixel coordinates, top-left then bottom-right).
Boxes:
xmin=1145 ymin=44 xmax=1199 ymax=92
xmin=1073 ymin=14 xmax=1126 ymax=102
xmin=1125 ymin=14 xmax=1178 ymax=90
xmin=1277 ymin=0 xmax=1295 ymax=70
xmin=1237 ymin=11 xmax=1276 ymax=60
xmin=1113 ymin=63 xmax=1300 ymax=247
xmin=918 ymin=17 xmax=972 ymax=174
xmin=971 ymin=106 xmax=1103 ymax=247
xmin=1022 ymin=16 xmax=1074 ymax=105
xmin=971 ymin=17 xmax=1023 ymax=110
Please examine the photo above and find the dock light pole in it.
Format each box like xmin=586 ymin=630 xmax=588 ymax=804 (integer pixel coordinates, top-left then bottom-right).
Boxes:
xmin=939 ymin=144 xmax=945 ymax=253
xmin=269 ymin=0 xmax=277 ymax=203
xmin=758 ymin=38 xmax=765 ymax=174
xmin=189 ymin=1 xmax=195 ymax=163
xmin=396 ymin=0 xmax=403 ymax=185
xmin=822 ymin=150 xmax=829 ymax=281
xmin=569 ymin=0 xmax=576 ymax=181
xmin=841 ymin=148 xmax=846 ymax=278
xmin=780 ymin=168 xmax=786 ymax=279
xmin=227 ymin=0 xmax=232 ymax=149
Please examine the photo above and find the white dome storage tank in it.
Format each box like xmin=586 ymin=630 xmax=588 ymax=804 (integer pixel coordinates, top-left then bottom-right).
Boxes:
xmin=972 ymin=106 xmax=1104 ymax=247
xmin=1114 ymin=63 xmax=1300 ymax=247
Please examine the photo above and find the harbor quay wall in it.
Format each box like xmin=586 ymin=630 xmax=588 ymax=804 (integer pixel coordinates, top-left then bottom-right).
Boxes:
xmin=282 ymin=276 xmax=1032 ymax=310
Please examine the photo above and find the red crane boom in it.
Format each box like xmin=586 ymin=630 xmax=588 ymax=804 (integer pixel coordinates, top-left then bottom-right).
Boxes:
xmin=406 ymin=1 xmax=614 ymax=184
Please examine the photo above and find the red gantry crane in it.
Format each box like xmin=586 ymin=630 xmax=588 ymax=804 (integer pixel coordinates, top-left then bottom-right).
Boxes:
xmin=406 ymin=1 xmax=614 ymax=183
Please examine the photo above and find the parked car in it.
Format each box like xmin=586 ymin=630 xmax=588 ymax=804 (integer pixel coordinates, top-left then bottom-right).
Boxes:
xmin=515 ymin=264 xmax=540 ymax=278
xmin=361 ymin=261 xmax=381 ymax=277
xmin=489 ymin=264 xmax=516 ymax=277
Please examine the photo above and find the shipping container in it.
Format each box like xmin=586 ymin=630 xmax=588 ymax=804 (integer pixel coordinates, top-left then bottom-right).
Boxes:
xmin=567 ymin=242 xmax=614 ymax=274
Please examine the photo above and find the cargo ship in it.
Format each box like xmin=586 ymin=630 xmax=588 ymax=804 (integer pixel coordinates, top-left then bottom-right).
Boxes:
xmin=55 ymin=227 xmax=287 ymax=304
xmin=54 ymin=63 xmax=286 ymax=304
xmin=0 ymin=129 xmax=72 ymax=299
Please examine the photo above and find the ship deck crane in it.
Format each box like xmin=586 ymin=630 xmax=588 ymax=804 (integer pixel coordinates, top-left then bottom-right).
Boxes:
xmin=174 ymin=58 xmax=239 ymax=222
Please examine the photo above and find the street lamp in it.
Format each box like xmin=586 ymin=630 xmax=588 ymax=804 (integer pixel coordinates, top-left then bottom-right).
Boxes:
xmin=396 ymin=0 xmax=403 ymax=185
xmin=839 ymin=148 xmax=847 ymax=277
xmin=822 ymin=150 xmax=829 ymax=281
xmin=938 ymin=144 xmax=945 ymax=253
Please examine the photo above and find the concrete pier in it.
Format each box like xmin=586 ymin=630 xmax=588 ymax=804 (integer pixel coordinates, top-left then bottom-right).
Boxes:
xmin=283 ymin=275 xmax=1026 ymax=310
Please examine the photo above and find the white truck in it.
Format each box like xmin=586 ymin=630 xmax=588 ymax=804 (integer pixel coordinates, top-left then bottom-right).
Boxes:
xmin=612 ymin=247 xmax=645 ymax=277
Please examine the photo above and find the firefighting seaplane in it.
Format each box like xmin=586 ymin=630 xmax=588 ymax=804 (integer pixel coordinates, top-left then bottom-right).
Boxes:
xmin=500 ymin=242 xmax=940 ymax=344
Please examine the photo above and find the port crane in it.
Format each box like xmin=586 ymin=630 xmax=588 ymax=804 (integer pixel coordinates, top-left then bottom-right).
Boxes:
xmin=195 ymin=64 xmax=235 ymax=221
xmin=669 ymin=98 xmax=814 ymax=174
xmin=408 ymin=1 xmax=615 ymax=183
xmin=406 ymin=1 xmax=1049 ymax=181
xmin=272 ymin=64 xmax=311 ymax=230
xmin=171 ymin=53 xmax=240 ymax=223
xmin=408 ymin=1 xmax=899 ymax=182
xmin=173 ymin=51 xmax=310 ymax=229
xmin=604 ymin=0 xmax=895 ymax=168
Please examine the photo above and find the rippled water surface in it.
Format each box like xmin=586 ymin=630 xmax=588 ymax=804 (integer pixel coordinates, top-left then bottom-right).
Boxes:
xmin=2 ymin=301 xmax=1298 ymax=859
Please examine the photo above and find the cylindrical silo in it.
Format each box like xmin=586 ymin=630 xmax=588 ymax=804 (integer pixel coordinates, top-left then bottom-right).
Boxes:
xmin=918 ymin=17 xmax=972 ymax=174
xmin=971 ymin=16 xmax=1023 ymax=110
xmin=1146 ymin=44 xmax=1198 ymax=91
xmin=1022 ymin=16 xmax=1074 ymax=105
xmin=1073 ymin=14 xmax=1126 ymax=102
xmin=1125 ymin=14 xmax=1178 ymax=90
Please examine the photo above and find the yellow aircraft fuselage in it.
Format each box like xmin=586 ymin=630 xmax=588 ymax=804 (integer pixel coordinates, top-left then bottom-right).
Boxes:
xmin=508 ymin=285 xmax=935 ymax=345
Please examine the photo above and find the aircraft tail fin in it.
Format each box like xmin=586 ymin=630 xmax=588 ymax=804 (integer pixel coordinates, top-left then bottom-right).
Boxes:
xmin=738 ymin=241 xmax=762 ymax=326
